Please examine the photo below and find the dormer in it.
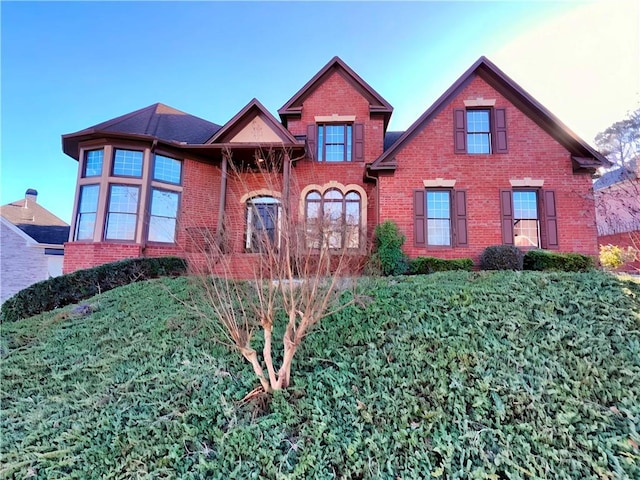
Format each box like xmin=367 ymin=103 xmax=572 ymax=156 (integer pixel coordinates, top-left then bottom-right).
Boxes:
xmin=278 ymin=57 xmax=393 ymax=163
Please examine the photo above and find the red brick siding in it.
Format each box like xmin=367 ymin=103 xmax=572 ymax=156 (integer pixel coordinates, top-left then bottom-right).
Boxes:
xmin=378 ymin=75 xmax=598 ymax=264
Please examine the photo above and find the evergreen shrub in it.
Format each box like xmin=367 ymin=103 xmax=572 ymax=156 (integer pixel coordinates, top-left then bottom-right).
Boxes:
xmin=371 ymin=220 xmax=407 ymax=275
xmin=407 ymin=256 xmax=473 ymax=274
xmin=480 ymin=245 xmax=524 ymax=270
xmin=524 ymin=249 xmax=594 ymax=272
xmin=1 ymin=256 xmax=187 ymax=322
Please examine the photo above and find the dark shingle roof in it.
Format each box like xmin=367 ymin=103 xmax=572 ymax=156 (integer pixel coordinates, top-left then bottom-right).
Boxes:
xmin=593 ymin=167 xmax=637 ymax=190
xmin=15 ymin=224 xmax=70 ymax=245
xmin=384 ymin=131 xmax=405 ymax=151
xmin=0 ymin=198 xmax=70 ymax=246
xmin=63 ymin=103 xmax=222 ymax=160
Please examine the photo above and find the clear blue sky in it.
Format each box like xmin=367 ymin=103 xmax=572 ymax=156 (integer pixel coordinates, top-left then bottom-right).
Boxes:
xmin=2 ymin=1 xmax=636 ymax=223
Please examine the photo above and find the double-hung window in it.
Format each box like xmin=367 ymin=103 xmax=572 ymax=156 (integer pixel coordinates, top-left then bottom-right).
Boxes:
xmin=75 ymin=184 xmax=100 ymax=240
xmin=105 ymin=185 xmax=139 ymax=241
xmin=317 ymin=124 xmax=352 ymax=162
xmin=454 ymin=108 xmax=508 ymax=154
xmin=426 ymin=190 xmax=452 ymax=246
xmin=148 ymin=189 xmax=179 ymax=243
xmin=512 ymin=191 xmax=540 ymax=247
xmin=500 ymin=189 xmax=558 ymax=249
xmin=414 ymin=188 xmax=467 ymax=248
xmin=466 ymin=110 xmax=491 ymax=154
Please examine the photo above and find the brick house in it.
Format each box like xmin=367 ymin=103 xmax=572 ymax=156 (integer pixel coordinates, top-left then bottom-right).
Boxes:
xmin=1 ymin=189 xmax=70 ymax=303
xmin=594 ymin=161 xmax=640 ymax=270
xmin=61 ymin=56 xmax=607 ymax=276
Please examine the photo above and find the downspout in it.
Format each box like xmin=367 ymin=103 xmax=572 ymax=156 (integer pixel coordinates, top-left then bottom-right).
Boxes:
xmin=216 ymin=154 xmax=228 ymax=245
xmin=364 ymin=165 xmax=380 ymax=228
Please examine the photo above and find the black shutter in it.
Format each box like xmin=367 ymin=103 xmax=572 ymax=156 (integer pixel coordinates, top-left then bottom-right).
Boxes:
xmin=500 ymin=190 xmax=514 ymax=245
xmin=494 ymin=108 xmax=508 ymax=153
xmin=414 ymin=190 xmax=426 ymax=247
xmin=454 ymin=109 xmax=466 ymax=153
xmin=454 ymin=190 xmax=468 ymax=246
xmin=354 ymin=123 xmax=364 ymax=162
xmin=542 ymin=190 xmax=559 ymax=249
xmin=306 ymin=124 xmax=317 ymax=161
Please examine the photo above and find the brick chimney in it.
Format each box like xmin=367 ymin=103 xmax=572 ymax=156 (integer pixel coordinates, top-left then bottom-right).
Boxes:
xmin=24 ymin=188 xmax=38 ymax=207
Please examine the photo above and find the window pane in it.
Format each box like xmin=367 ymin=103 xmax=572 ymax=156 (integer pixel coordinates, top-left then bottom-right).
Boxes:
xmin=317 ymin=126 xmax=324 ymax=160
xmin=150 ymin=189 xmax=179 ymax=217
xmin=149 ymin=217 xmax=177 ymax=243
xmin=83 ymin=150 xmax=103 ymax=177
xmin=513 ymin=191 xmax=538 ymax=219
xmin=109 ymin=186 xmax=139 ymax=213
xmin=113 ymin=149 xmax=143 ymax=177
xmin=514 ymin=220 xmax=539 ymax=247
xmin=324 ymin=189 xmax=343 ymax=200
xmin=105 ymin=185 xmax=139 ymax=240
xmin=325 ymin=144 xmax=344 ymax=162
xmin=78 ymin=184 xmax=99 ymax=213
xmin=153 ymin=155 xmax=182 ymax=184
xmin=467 ymin=133 xmax=491 ymax=154
xmin=105 ymin=213 xmax=137 ymax=240
xmin=427 ymin=219 xmax=451 ymax=246
xmin=345 ymin=199 xmax=360 ymax=225
xmin=346 ymin=125 xmax=352 ymax=162
xmin=467 ymin=110 xmax=490 ymax=133
xmin=426 ymin=191 xmax=450 ymax=219
xmin=76 ymin=213 xmax=96 ymax=240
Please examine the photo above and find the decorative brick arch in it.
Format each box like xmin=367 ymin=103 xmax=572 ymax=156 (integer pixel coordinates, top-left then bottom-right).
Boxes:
xmin=299 ymin=182 xmax=368 ymax=242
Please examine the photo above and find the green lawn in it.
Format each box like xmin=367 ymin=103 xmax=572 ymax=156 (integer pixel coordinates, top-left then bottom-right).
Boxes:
xmin=1 ymin=271 xmax=639 ymax=479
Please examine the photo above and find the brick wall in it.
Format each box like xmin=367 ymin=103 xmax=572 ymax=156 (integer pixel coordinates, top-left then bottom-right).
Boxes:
xmin=598 ymin=231 xmax=640 ymax=271
xmin=378 ymin=74 xmax=599 ymax=264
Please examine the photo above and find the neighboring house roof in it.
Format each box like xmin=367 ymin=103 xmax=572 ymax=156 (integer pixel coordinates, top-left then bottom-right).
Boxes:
xmin=384 ymin=131 xmax=405 ymax=151
xmin=593 ymin=166 xmax=638 ymax=190
xmin=369 ymin=56 xmax=610 ymax=171
xmin=278 ymin=56 xmax=394 ymax=129
xmin=207 ymin=98 xmax=301 ymax=145
xmin=62 ymin=103 xmax=222 ymax=160
xmin=0 ymin=195 xmax=70 ymax=246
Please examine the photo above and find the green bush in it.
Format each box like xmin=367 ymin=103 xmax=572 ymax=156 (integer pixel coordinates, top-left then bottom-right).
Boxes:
xmin=1 ymin=256 xmax=187 ymax=322
xmin=371 ymin=220 xmax=407 ymax=275
xmin=480 ymin=245 xmax=524 ymax=270
xmin=599 ymin=244 xmax=638 ymax=270
xmin=524 ymin=249 xmax=594 ymax=272
xmin=407 ymin=256 xmax=474 ymax=274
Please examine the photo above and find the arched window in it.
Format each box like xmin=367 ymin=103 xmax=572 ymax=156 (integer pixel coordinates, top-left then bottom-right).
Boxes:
xmin=246 ymin=196 xmax=281 ymax=251
xmin=304 ymin=189 xmax=361 ymax=249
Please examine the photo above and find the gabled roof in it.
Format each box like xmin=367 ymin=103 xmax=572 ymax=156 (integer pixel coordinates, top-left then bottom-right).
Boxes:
xmin=62 ymin=103 xmax=222 ymax=160
xmin=370 ymin=56 xmax=609 ymax=171
xmin=0 ymin=198 xmax=69 ymax=245
xmin=593 ymin=165 xmax=638 ymax=190
xmin=278 ymin=56 xmax=393 ymax=128
xmin=207 ymin=98 xmax=300 ymax=145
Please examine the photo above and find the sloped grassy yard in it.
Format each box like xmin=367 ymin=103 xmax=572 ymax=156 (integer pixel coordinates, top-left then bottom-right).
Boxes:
xmin=1 ymin=271 xmax=639 ymax=479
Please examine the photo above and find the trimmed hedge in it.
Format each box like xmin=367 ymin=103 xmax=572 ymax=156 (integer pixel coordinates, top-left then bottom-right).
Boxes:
xmin=480 ymin=245 xmax=524 ymax=271
xmin=407 ymin=256 xmax=474 ymax=275
xmin=524 ymin=249 xmax=594 ymax=272
xmin=1 ymin=256 xmax=187 ymax=322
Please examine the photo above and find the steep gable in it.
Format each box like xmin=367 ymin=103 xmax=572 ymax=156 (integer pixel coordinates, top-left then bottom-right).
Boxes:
xmin=370 ymin=56 xmax=608 ymax=171
xmin=207 ymin=99 xmax=299 ymax=145
xmin=278 ymin=56 xmax=393 ymax=129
